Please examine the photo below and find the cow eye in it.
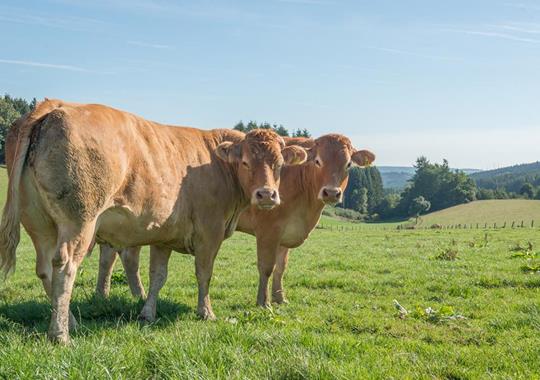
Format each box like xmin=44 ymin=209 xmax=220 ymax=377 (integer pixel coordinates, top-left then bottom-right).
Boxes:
xmin=347 ymin=162 xmax=352 ymax=169
xmin=242 ymin=161 xmax=249 ymax=168
xmin=315 ymin=159 xmax=322 ymax=167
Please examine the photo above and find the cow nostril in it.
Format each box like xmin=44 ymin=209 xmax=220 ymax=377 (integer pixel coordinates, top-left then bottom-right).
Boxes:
xmin=270 ymin=191 xmax=277 ymax=200
xmin=256 ymin=191 xmax=264 ymax=200
xmin=336 ymin=190 xmax=342 ymax=198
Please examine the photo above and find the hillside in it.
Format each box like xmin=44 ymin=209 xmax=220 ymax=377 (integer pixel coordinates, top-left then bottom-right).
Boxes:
xmin=418 ymin=199 xmax=540 ymax=226
xmin=470 ymin=161 xmax=540 ymax=192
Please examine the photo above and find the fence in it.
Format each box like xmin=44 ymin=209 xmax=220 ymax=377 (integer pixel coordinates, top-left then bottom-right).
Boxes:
xmin=316 ymin=220 xmax=539 ymax=232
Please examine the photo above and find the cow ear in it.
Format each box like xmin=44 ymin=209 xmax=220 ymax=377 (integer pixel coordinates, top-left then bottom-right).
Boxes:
xmin=216 ymin=141 xmax=242 ymax=163
xmin=351 ymin=149 xmax=376 ymax=167
xmin=282 ymin=145 xmax=308 ymax=166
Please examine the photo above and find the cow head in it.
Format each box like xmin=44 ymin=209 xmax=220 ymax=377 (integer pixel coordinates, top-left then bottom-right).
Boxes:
xmin=291 ymin=134 xmax=375 ymax=205
xmin=216 ymin=129 xmax=307 ymax=210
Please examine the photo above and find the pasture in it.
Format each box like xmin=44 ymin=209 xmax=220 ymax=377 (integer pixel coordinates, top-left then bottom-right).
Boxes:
xmin=0 ymin=169 xmax=539 ymax=379
xmin=418 ymin=199 xmax=540 ymax=228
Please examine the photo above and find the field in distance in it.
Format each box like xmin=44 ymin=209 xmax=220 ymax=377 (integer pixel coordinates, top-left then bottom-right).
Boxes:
xmin=0 ymin=170 xmax=539 ymax=378
xmin=417 ymin=199 xmax=540 ymax=227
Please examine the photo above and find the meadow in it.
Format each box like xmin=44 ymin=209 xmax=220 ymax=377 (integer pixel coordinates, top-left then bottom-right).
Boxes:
xmin=0 ymin=170 xmax=539 ymax=379
xmin=418 ymin=200 xmax=540 ymax=228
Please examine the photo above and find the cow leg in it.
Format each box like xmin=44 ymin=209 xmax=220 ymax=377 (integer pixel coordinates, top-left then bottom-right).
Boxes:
xmin=119 ymin=246 xmax=146 ymax=299
xmin=194 ymin=240 xmax=222 ymax=321
xmin=272 ymin=246 xmax=290 ymax=304
xmin=96 ymin=245 xmax=118 ymax=298
xmin=48 ymin=223 xmax=96 ymax=344
xmin=256 ymin=239 xmax=280 ymax=308
xmin=139 ymin=246 xmax=171 ymax=322
xmin=33 ymin=235 xmax=78 ymax=331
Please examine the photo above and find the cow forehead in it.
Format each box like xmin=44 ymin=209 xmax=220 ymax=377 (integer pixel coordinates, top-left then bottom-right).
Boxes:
xmin=244 ymin=129 xmax=283 ymax=162
xmin=315 ymin=134 xmax=353 ymax=159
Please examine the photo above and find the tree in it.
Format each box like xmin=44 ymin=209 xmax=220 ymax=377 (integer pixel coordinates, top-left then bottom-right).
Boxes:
xmin=341 ymin=166 xmax=384 ymax=215
xmin=377 ymin=193 xmax=400 ymax=219
xmin=520 ymin=182 xmax=535 ymax=199
xmin=233 ymin=121 xmax=303 ymax=137
xmin=0 ymin=95 xmax=37 ymax=163
xmin=292 ymin=128 xmax=311 ymax=138
xmin=409 ymin=196 xmax=431 ymax=223
xmin=396 ymin=157 xmax=476 ymax=216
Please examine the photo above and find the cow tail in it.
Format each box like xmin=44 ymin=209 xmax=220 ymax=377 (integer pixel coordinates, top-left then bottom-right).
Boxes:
xmin=0 ymin=100 xmax=57 ymax=278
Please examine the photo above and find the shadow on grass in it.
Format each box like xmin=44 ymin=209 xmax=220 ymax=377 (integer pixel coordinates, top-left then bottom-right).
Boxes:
xmin=0 ymin=295 xmax=191 ymax=334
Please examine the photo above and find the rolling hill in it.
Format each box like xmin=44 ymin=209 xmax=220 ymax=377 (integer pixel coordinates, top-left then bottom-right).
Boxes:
xmin=417 ymin=199 xmax=540 ymax=226
xmin=470 ymin=161 xmax=540 ymax=192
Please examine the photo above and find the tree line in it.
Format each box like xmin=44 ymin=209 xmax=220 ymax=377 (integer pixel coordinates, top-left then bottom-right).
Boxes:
xmin=0 ymin=95 xmax=36 ymax=163
xmin=233 ymin=121 xmax=311 ymax=138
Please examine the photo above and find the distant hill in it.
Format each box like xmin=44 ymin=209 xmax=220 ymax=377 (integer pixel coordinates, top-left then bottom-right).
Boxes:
xmin=378 ymin=166 xmax=481 ymax=190
xmin=470 ymin=162 xmax=540 ymax=192
xmin=417 ymin=199 xmax=540 ymax=226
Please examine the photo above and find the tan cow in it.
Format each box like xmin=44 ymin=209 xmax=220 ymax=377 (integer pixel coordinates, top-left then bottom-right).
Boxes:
xmin=97 ymin=134 xmax=375 ymax=307
xmin=0 ymin=99 xmax=307 ymax=343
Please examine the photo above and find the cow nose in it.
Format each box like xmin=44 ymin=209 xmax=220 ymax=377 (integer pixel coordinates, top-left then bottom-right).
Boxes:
xmin=321 ymin=187 xmax=342 ymax=204
xmin=253 ymin=188 xmax=280 ymax=209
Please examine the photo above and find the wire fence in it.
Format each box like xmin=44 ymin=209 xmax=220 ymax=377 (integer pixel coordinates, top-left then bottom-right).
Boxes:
xmin=316 ymin=220 xmax=539 ymax=232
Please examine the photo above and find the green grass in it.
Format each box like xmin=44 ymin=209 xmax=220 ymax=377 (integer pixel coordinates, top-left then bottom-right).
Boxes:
xmin=419 ymin=199 xmax=540 ymax=227
xmin=0 ymin=170 xmax=540 ymax=379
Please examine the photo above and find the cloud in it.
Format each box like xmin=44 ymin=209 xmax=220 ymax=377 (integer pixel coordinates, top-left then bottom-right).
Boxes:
xmin=365 ymin=47 xmax=460 ymax=61
xmin=443 ymin=28 xmax=540 ymax=44
xmin=276 ymin=0 xmax=333 ymax=4
xmin=504 ymin=3 xmax=540 ymax=12
xmin=496 ymin=23 xmax=540 ymax=34
xmin=127 ymin=41 xmax=173 ymax=49
xmin=0 ymin=7 xmax=106 ymax=32
xmin=0 ymin=59 xmax=90 ymax=72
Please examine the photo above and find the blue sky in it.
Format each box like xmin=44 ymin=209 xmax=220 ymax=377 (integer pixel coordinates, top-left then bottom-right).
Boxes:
xmin=1 ymin=0 xmax=539 ymax=169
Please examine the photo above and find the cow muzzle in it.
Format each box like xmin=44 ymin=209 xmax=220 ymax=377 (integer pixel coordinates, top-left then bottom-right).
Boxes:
xmin=319 ymin=187 xmax=343 ymax=205
xmin=252 ymin=187 xmax=280 ymax=210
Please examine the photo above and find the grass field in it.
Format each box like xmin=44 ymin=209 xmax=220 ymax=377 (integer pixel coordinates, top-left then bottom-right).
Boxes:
xmin=418 ymin=199 xmax=540 ymax=227
xmin=0 ymin=171 xmax=539 ymax=379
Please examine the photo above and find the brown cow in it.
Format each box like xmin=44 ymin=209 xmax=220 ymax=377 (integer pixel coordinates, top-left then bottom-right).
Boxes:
xmin=97 ymin=134 xmax=375 ymax=307
xmin=0 ymin=99 xmax=307 ymax=343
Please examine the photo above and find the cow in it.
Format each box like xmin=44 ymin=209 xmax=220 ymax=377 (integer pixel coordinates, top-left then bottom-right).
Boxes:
xmin=96 ymin=134 xmax=375 ymax=307
xmin=0 ymin=99 xmax=308 ymax=343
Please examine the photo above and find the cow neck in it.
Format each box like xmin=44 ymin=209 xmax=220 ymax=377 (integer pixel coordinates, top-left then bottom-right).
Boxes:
xmin=286 ymin=162 xmax=324 ymax=210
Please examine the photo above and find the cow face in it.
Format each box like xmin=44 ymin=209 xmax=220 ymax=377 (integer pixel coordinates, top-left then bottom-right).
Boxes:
xmin=303 ymin=134 xmax=375 ymax=205
xmin=216 ymin=129 xmax=307 ymax=210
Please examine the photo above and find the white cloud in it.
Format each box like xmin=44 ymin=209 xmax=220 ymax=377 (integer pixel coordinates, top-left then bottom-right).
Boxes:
xmin=0 ymin=59 xmax=89 ymax=72
xmin=127 ymin=41 xmax=173 ymax=49
xmin=276 ymin=0 xmax=333 ymax=4
xmin=444 ymin=29 xmax=540 ymax=44
xmin=365 ymin=47 xmax=460 ymax=61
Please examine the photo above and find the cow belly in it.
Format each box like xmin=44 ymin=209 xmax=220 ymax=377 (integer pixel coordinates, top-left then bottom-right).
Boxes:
xmin=96 ymin=206 xmax=188 ymax=251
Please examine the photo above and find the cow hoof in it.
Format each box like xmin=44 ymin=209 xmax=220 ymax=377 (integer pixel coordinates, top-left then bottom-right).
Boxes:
xmin=273 ymin=297 xmax=289 ymax=305
xmin=48 ymin=331 xmax=71 ymax=345
xmin=138 ymin=312 xmax=156 ymax=324
xmin=197 ymin=309 xmax=216 ymax=321
xmin=257 ymin=302 xmax=273 ymax=310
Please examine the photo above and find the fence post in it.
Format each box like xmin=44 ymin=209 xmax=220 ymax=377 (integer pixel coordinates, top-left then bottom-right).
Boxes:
xmin=512 ymin=221 xmax=515 ymax=228
xmin=521 ymin=221 xmax=524 ymax=228
xmin=532 ymin=221 xmax=535 ymax=228
xmin=485 ymin=222 xmax=487 ymax=229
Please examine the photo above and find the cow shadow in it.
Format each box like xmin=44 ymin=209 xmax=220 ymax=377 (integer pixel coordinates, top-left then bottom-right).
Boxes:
xmin=0 ymin=295 xmax=191 ymax=336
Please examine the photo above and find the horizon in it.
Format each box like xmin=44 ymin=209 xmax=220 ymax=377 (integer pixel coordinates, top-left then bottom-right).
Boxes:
xmin=1 ymin=0 xmax=539 ymax=170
